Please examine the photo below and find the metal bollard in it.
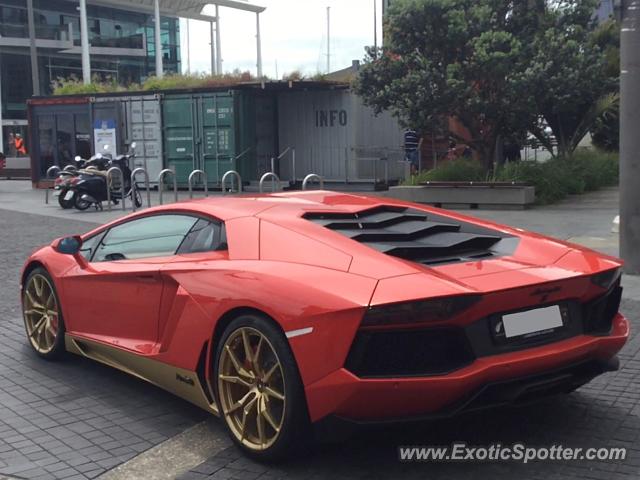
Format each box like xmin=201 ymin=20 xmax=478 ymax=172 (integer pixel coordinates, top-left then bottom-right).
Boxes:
xmin=302 ymin=173 xmax=324 ymax=191
xmin=158 ymin=168 xmax=178 ymax=205
xmin=106 ymin=167 xmax=125 ymax=211
xmin=221 ymin=170 xmax=242 ymax=195
xmin=45 ymin=166 xmax=61 ymax=204
xmin=130 ymin=168 xmax=150 ymax=212
xmin=188 ymin=170 xmax=208 ymax=199
xmin=259 ymin=172 xmax=280 ymax=193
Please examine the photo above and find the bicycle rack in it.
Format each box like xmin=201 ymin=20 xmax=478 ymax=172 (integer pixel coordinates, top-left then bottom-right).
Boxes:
xmin=106 ymin=167 xmax=126 ymax=211
xmin=302 ymin=173 xmax=324 ymax=190
xmin=158 ymin=169 xmax=178 ymax=205
xmin=188 ymin=170 xmax=208 ymax=199
xmin=221 ymin=170 xmax=242 ymax=195
xmin=63 ymin=165 xmax=77 ymax=173
xmin=131 ymin=168 xmax=150 ymax=212
xmin=44 ymin=166 xmax=62 ymax=204
xmin=259 ymin=172 xmax=281 ymax=193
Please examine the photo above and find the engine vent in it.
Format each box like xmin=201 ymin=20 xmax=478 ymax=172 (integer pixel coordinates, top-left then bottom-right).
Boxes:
xmin=304 ymin=206 xmax=516 ymax=266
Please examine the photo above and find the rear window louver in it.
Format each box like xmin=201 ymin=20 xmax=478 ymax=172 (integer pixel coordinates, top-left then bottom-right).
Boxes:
xmin=304 ymin=206 xmax=515 ymax=266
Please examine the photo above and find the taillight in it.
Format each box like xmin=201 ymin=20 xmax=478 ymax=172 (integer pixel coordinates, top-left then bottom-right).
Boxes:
xmin=591 ymin=268 xmax=621 ymax=290
xmin=361 ymin=295 xmax=481 ymax=328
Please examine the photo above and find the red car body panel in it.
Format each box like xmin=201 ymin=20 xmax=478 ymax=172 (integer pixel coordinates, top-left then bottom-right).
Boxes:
xmin=21 ymin=191 xmax=629 ymax=424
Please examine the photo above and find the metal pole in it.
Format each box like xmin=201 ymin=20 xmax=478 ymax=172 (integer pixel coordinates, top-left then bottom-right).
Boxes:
xmin=215 ymin=5 xmax=222 ymax=74
xmin=0 ymin=63 xmax=3 ymax=153
xmin=26 ymin=0 xmax=40 ymax=95
xmin=79 ymin=0 xmax=90 ymax=84
xmin=186 ymin=19 xmax=191 ymax=74
xmin=373 ymin=0 xmax=377 ymax=55
xmin=214 ymin=21 xmax=218 ymax=75
xmin=620 ymin=0 xmax=640 ymax=274
xmin=326 ymin=7 xmax=331 ymax=73
xmin=256 ymin=13 xmax=263 ymax=78
xmin=154 ymin=0 xmax=163 ymax=77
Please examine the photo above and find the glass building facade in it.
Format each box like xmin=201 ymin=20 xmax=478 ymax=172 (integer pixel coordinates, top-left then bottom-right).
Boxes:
xmin=0 ymin=0 xmax=180 ymax=157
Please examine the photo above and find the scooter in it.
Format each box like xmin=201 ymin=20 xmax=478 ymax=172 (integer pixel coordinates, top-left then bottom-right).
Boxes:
xmin=71 ymin=144 xmax=142 ymax=211
xmin=54 ymin=154 xmax=109 ymax=209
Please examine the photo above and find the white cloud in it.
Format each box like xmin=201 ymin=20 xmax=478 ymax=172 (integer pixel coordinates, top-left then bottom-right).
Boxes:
xmin=180 ymin=0 xmax=383 ymax=78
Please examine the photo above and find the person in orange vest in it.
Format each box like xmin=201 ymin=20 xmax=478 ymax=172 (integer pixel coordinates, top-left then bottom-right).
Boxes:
xmin=14 ymin=134 xmax=27 ymax=156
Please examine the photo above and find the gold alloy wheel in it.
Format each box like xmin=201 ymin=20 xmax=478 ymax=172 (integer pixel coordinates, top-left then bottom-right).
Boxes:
xmin=217 ymin=327 xmax=286 ymax=451
xmin=23 ymin=274 xmax=60 ymax=354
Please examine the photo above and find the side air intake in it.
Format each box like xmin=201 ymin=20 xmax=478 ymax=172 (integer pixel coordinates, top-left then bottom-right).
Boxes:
xmin=304 ymin=206 xmax=517 ymax=266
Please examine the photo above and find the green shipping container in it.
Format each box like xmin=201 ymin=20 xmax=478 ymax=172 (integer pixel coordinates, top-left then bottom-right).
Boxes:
xmin=162 ymin=92 xmax=237 ymax=186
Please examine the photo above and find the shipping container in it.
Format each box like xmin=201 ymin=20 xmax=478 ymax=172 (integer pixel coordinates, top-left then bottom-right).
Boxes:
xmin=27 ymin=81 xmax=407 ymax=187
xmin=277 ymin=90 xmax=406 ymax=182
xmin=92 ymin=95 xmax=163 ymax=183
xmin=28 ymin=96 xmax=91 ymax=183
xmin=162 ymin=92 xmax=237 ymax=186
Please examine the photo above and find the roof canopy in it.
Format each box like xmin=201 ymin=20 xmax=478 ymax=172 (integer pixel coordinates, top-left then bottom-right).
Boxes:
xmin=92 ymin=0 xmax=265 ymax=21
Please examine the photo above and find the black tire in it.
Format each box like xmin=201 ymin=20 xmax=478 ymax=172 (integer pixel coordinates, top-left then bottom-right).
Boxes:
xmin=133 ymin=189 xmax=142 ymax=208
xmin=74 ymin=193 xmax=91 ymax=211
xmin=213 ymin=314 xmax=311 ymax=462
xmin=22 ymin=268 xmax=66 ymax=360
xmin=57 ymin=188 xmax=75 ymax=209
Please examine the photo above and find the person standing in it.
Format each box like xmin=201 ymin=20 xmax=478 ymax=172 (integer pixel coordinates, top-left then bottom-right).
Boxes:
xmin=14 ymin=133 xmax=27 ymax=156
xmin=404 ymin=128 xmax=420 ymax=174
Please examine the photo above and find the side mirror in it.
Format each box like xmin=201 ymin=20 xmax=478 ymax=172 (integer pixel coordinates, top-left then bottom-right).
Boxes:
xmin=55 ymin=236 xmax=82 ymax=255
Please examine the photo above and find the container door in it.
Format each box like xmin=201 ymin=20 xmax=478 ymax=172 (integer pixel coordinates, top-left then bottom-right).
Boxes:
xmin=129 ymin=97 xmax=163 ymax=184
xmin=91 ymin=102 xmax=121 ymax=157
xmin=199 ymin=93 xmax=235 ymax=185
xmin=163 ymin=95 xmax=196 ymax=185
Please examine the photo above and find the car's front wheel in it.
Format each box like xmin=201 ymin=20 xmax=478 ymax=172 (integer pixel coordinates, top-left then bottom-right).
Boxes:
xmin=214 ymin=315 xmax=310 ymax=461
xmin=22 ymin=268 xmax=66 ymax=359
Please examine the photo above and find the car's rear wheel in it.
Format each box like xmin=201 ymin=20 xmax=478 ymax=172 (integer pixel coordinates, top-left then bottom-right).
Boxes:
xmin=214 ymin=315 xmax=310 ymax=461
xmin=22 ymin=268 xmax=66 ymax=359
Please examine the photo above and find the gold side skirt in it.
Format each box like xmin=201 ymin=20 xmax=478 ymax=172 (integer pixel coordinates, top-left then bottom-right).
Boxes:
xmin=65 ymin=334 xmax=219 ymax=415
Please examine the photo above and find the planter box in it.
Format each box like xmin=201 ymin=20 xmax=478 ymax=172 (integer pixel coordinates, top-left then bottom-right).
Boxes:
xmin=383 ymin=182 xmax=535 ymax=209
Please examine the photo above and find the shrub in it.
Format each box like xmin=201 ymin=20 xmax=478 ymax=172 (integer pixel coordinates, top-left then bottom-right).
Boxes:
xmin=412 ymin=158 xmax=486 ymax=183
xmin=52 ymin=71 xmax=256 ymax=95
xmin=409 ymin=150 xmax=618 ymax=204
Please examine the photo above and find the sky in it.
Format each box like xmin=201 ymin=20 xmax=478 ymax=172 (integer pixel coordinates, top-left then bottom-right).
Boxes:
xmin=179 ymin=0 xmax=383 ymax=78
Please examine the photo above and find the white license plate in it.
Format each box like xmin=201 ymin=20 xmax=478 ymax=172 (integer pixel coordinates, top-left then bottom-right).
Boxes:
xmin=64 ymin=190 xmax=75 ymax=201
xmin=502 ymin=305 xmax=563 ymax=338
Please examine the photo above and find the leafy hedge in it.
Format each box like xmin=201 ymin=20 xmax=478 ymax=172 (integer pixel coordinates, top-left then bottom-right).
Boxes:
xmin=409 ymin=150 xmax=618 ymax=204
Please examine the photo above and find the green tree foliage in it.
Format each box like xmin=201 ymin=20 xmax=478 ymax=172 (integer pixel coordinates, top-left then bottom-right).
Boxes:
xmin=354 ymin=0 xmax=617 ymax=165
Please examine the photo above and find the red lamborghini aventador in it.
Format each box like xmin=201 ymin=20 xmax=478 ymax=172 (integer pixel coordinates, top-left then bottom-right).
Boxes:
xmin=20 ymin=191 xmax=628 ymax=459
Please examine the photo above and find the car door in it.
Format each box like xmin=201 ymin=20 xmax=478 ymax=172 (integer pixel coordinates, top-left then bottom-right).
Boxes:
xmin=61 ymin=214 xmax=200 ymax=352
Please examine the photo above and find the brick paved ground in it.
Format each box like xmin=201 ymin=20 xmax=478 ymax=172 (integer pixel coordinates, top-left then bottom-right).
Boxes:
xmin=0 ymin=209 xmax=207 ymax=480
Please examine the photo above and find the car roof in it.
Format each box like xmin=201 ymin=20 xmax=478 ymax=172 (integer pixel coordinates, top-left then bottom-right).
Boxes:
xmin=137 ymin=190 xmax=393 ymax=221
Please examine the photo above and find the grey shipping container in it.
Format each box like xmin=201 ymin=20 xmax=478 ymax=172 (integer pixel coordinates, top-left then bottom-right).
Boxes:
xmin=277 ymin=90 xmax=407 ymax=183
xmin=92 ymin=95 xmax=164 ymax=184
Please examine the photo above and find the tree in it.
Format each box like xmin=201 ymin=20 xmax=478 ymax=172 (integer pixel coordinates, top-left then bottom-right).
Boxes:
xmin=354 ymin=0 xmax=615 ymax=166
xmin=355 ymin=0 xmax=534 ymax=169
xmin=523 ymin=1 xmax=615 ymax=156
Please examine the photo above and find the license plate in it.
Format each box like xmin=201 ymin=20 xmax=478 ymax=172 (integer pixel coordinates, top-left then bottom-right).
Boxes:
xmin=502 ymin=305 xmax=563 ymax=338
xmin=64 ymin=190 xmax=75 ymax=201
